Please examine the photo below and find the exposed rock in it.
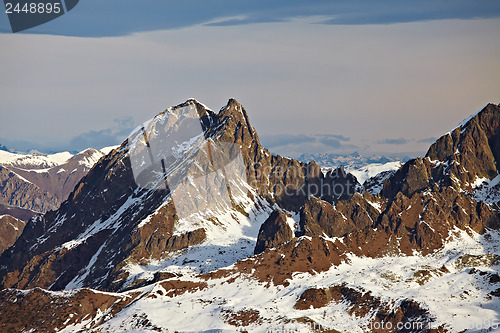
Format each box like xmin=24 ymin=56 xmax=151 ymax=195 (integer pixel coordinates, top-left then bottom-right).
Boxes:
xmin=241 ymin=236 xmax=347 ymax=285
xmin=427 ymin=103 xmax=500 ymax=182
xmin=299 ymin=193 xmax=380 ymax=238
xmin=295 ymin=284 xmax=437 ymax=332
xmin=0 ymin=287 xmax=137 ymax=333
xmin=383 ymin=103 xmax=500 ymax=199
xmin=221 ymin=308 xmax=262 ymax=327
xmin=0 ymin=98 xmax=359 ymax=292
xmin=0 ymin=165 xmax=59 ymax=213
xmin=254 ymin=209 xmax=294 ymax=254
xmin=158 ymin=279 xmax=208 ymax=297
xmin=0 ymin=215 xmax=25 ymax=255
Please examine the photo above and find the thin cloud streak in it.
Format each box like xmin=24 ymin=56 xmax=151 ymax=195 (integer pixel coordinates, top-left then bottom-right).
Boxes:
xmin=1 ymin=0 xmax=499 ymax=37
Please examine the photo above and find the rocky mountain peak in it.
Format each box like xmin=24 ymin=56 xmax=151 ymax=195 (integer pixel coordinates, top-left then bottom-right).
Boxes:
xmin=426 ymin=103 xmax=500 ymax=181
xmin=383 ymin=104 xmax=500 ymax=199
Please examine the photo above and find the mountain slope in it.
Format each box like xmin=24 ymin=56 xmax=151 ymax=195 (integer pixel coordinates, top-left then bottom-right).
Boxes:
xmin=0 ymin=148 xmax=107 ymax=214
xmin=0 ymin=99 xmax=358 ymax=293
xmin=0 ymin=101 xmax=499 ymax=332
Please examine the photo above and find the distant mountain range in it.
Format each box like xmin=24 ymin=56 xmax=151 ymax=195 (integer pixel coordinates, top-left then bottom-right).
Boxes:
xmin=0 ymin=147 xmax=117 ymax=254
xmin=297 ymin=151 xmax=410 ymax=169
xmin=0 ymin=100 xmax=499 ymax=332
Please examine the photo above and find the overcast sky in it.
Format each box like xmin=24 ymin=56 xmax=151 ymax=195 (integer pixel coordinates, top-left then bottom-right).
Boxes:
xmin=1 ymin=1 xmax=499 ymax=157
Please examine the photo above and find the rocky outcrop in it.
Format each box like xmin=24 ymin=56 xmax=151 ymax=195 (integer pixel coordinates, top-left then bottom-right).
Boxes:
xmin=254 ymin=210 xmax=294 ymax=254
xmin=0 ymin=287 xmax=137 ymax=333
xmin=295 ymin=284 xmax=436 ymax=333
xmin=0 ymin=215 xmax=25 ymax=255
xmin=426 ymin=103 xmax=500 ymax=182
xmin=383 ymin=103 xmax=500 ymax=199
xmin=298 ymin=185 xmax=500 ymax=258
xmin=299 ymin=193 xmax=381 ymax=238
xmin=241 ymin=236 xmax=346 ymax=285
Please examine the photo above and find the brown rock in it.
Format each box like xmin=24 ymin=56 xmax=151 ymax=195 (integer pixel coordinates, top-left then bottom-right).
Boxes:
xmin=254 ymin=209 xmax=294 ymax=254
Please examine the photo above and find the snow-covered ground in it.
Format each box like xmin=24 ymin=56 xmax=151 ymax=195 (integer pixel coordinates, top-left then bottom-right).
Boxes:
xmin=58 ymin=226 xmax=500 ymax=333
xmin=0 ymin=150 xmax=74 ymax=169
xmin=346 ymin=161 xmax=402 ymax=185
xmin=123 ymin=195 xmax=275 ymax=286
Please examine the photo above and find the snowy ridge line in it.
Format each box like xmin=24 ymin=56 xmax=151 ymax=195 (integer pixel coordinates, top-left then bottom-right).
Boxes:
xmin=0 ymin=146 xmax=117 ymax=171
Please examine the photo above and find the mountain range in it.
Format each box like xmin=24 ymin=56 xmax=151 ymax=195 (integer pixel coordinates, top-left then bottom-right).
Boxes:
xmin=0 ymin=100 xmax=499 ymax=332
xmin=297 ymin=152 xmax=407 ymax=169
xmin=0 ymin=147 xmax=115 ymax=254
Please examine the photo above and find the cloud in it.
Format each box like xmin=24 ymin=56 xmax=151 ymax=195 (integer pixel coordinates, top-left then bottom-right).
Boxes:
xmin=69 ymin=116 xmax=135 ymax=151
xmin=417 ymin=137 xmax=437 ymax=143
xmin=260 ymin=133 xmax=357 ymax=157
xmin=317 ymin=134 xmax=350 ymax=142
xmin=260 ymin=134 xmax=316 ymax=148
xmin=377 ymin=138 xmax=410 ymax=145
xmin=1 ymin=0 xmax=499 ymax=37
xmin=318 ymin=137 xmax=342 ymax=148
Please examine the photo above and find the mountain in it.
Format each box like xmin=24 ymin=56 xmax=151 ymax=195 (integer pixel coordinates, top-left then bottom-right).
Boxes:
xmin=0 ymin=148 xmax=110 ymax=214
xmin=0 ymin=99 xmax=358 ymax=292
xmin=0 ymin=203 xmax=36 ymax=255
xmin=298 ymin=152 xmax=408 ymax=169
xmin=0 ymin=101 xmax=499 ymax=332
xmin=0 ymin=148 xmax=116 ymax=255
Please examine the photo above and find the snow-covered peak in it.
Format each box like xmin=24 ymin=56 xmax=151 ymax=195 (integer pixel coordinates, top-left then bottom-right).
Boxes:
xmin=346 ymin=161 xmax=402 ymax=185
xmin=0 ymin=150 xmax=74 ymax=170
xmin=100 ymin=145 xmax=119 ymax=155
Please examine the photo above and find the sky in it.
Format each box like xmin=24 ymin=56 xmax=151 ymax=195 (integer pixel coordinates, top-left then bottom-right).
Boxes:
xmin=1 ymin=0 xmax=499 ymax=157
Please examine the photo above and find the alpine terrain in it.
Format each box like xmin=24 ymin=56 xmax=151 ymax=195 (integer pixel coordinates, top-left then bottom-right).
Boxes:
xmin=0 ymin=99 xmax=499 ymax=332
xmin=0 ymin=148 xmax=112 ymax=255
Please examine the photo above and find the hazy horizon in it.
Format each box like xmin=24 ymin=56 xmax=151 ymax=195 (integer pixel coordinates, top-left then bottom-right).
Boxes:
xmin=1 ymin=2 xmax=499 ymax=157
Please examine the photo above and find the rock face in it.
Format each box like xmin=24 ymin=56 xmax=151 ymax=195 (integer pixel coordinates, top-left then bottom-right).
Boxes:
xmin=384 ymin=103 xmax=500 ymax=198
xmin=427 ymin=103 xmax=500 ymax=181
xmin=0 ymin=215 xmax=25 ymax=255
xmin=0 ymin=165 xmax=59 ymax=213
xmin=254 ymin=210 xmax=294 ymax=254
xmin=0 ymin=98 xmax=360 ymax=292
xmin=0 ymin=287 xmax=136 ymax=333
xmin=0 ymin=204 xmax=37 ymax=255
